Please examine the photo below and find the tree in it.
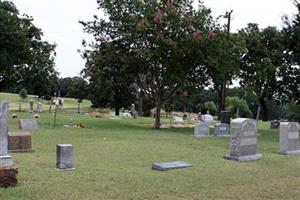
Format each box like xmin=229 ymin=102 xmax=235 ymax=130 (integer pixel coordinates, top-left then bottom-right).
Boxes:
xmin=225 ymin=96 xmax=252 ymax=118
xmin=282 ymin=1 xmax=300 ymax=103
xmin=18 ymin=88 xmax=28 ymax=112
xmin=204 ymin=101 xmax=217 ymax=115
xmin=81 ymin=0 xmax=215 ymax=128
xmin=0 ymin=0 xmax=58 ymax=95
xmin=240 ymin=24 xmax=286 ymax=121
xmin=68 ymin=77 xmax=89 ymax=113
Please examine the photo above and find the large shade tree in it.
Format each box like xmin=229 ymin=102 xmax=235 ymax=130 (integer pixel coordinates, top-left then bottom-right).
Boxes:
xmin=239 ymin=24 xmax=288 ymax=121
xmin=81 ymin=0 xmax=215 ymax=128
xmin=0 ymin=0 xmax=58 ymax=95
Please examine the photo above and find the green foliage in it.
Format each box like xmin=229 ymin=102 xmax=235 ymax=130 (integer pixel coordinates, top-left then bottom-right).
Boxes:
xmin=239 ymin=24 xmax=288 ymax=121
xmin=204 ymin=101 xmax=217 ymax=115
xmin=81 ymin=0 xmax=215 ymax=127
xmin=0 ymin=0 xmax=58 ymax=96
xmin=287 ymin=101 xmax=300 ymax=122
xmin=67 ymin=77 xmax=89 ymax=103
xmin=18 ymin=88 xmax=28 ymax=101
xmin=225 ymin=96 xmax=252 ymax=118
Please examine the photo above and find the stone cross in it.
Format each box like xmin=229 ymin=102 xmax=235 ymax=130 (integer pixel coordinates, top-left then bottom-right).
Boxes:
xmin=0 ymin=101 xmax=13 ymax=168
xmin=224 ymin=118 xmax=262 ymax=162
xmin=279 ymin=122 xmax=300 ymax=155
xmin=194 ymin=122 xmax=210 ymax=137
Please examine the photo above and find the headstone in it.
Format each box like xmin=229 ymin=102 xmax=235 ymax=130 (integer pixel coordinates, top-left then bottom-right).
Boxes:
xmin=270 ymin=120 xmax=280 ymax=129
xmin=215 ymin=123 xmax=229 ymax=137
xmin=201 ymin=114 xmax=213 ymax=123
xmin=152 ymin=161 xmax=192 ymax=171
xmin=279 ymin=122 xmax=300 ymax=155
xmin=29 ymin=99 xmax=34 ymax=113
xmin=0 ymin=102 xmax=13 ymax=168
xmin=56 ymin=144 xmax=75 ymax=170
xmin=221 ymin=111 xmax=230 ymax=125
xmin=37 ymin=102 xmax=42 ymax=113
xmin=19 ymin=119 xmax=38 ymax=130
xmin=131 ymin=104 xmax=137 ymax=119
xmin=8 ymin=132 xmax=33 ymax=153
xmin=194 ymin=122 xmax=210 ymax=137
xmin=224 ymin=118 xmax=262 ymax=162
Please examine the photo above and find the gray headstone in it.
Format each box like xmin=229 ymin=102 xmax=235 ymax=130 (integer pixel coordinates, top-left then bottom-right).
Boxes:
xmin=194 ymin=122 xmax=210 ymax=137
xmin=279 ymin=122 xmax=300 ymax=155
xmin=224 ymin=118 xmax=262 ymax=162
xmin=152 ymin=161 xmax=192 ymax=171
xmin=29 ymin=99 xmax=34 ymax=113
xmin=215 ymin=123 xmax=229 ymax=137
xmin=56 ymin=144 xmax=75 ymax=170
xmin=19 ymin=119 xmax=38 ymax=130
xmin=0 ymin=101 xmax=13 ymax=168
xmin=37 ymin=102 xmax=42 ymax=113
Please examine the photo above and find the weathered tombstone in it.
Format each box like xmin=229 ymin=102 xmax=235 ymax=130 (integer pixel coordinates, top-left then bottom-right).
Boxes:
xmin=215 ymin=123 xmax=229 ymax=137
xmin=279 ymin=122 xmax=300 ymax=155
xmin=221 ymin=111 xmax=230 ymax=125
xmin=37 ymin=101 xmax=42 ymax=113
xmin=8 ymin=132 xmax=33 ymax=153
xmin=131 ymin=103 xmax=137 ymax=119
xmin=29 ymin=99 xmax=34 ymax=113
xmin=56 ymin=144 xmax=75 ymax=170
xmin=224 ymin=118 xmax=262 ymax=162
xmin=152 ymin=161 xmax=192 ymax=171
xmin=270 ymin=120 xmax=280 ymax=129
xmin=0 ymin=101 xmax=18 ymax=187
xmin=19 ymin=119 xmax=38 ymax=130
xmin=194 ymin=122 xmax=210 ymax=137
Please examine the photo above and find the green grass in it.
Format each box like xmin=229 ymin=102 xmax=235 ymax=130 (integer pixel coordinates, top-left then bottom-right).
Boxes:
xmin=0 ymin=93 xmax=299 ymax=199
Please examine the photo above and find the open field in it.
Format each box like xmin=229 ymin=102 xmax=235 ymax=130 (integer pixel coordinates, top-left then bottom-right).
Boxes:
xmin=0 ymin=109 xmax=299 ymax=199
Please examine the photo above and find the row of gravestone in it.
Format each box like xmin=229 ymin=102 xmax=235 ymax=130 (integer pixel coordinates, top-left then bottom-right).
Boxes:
xmin=195 ymin=118 xmax=300 ymax=162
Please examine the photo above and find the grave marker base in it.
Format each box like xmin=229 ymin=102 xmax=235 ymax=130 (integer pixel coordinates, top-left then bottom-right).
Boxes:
xmin=278 ymin=150 xmax=300 ymax=155
xmin=224 ymin=154 xmax=262 ymax=162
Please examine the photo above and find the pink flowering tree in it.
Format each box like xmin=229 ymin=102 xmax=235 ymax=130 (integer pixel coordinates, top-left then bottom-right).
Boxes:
xmin=81 ymin=0 xmax=216 ymax=128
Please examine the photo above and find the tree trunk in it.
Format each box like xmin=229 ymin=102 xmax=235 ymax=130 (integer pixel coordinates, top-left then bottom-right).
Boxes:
xmin=19 ymin=103 xmax=21 ymax=112
xmin=154 ymin=97 xmax=162 ymax=129
xmin=259 ymin=96 xmax=268 ymax=121
xmin=139 ymin=96 xmax=143 ymax=117
xmin=115 ymin=104 xmax=120 ymax=116
xmin=77 ymin=103 xmax=80 ymax=114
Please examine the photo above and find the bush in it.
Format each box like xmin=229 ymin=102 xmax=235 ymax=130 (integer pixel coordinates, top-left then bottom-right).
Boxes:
xmin=226 ymin=96 xmax=252 ymax=118
xmin=204 ymin=101 xmax=217 ymax=115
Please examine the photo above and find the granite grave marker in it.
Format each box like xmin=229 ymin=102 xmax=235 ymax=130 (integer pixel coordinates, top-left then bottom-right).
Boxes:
xmin=279 ymin=122 xmax=300 ymax=155
xmin=224 ymin=118 xmax=262 ymax=162
xmin=215 ymin=123 xmax=229 ymax=137
xmin=56 ymin=144 xmax=75 ymax=170
xmin=152 ymin=161 xmax=192 ymax=171
xmin=194 ymin=122 xmax=210 ymax=137
xmin=19 ymin=119 xmax=38 ymax=130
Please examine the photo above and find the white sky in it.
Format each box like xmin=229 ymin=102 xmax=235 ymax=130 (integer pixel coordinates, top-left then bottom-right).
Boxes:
xmin=11 ymin=0 xmax=297 ymax=78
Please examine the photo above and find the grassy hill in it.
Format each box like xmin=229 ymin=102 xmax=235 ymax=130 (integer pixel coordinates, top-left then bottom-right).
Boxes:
xmin=0 ymin=92 xmax=92 ymax=111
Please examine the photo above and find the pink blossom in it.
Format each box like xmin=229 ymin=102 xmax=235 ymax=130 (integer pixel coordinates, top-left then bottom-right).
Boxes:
xmin=193 ymin=30 xmax=201 ymax=39
xmin=99 ymin=36 xmax=107 ymax=43
xmin=208 ymin=30 xmax=216 ymax=39
xmin=167 ymin=0 xmax=173 ymax=10
xmin=154 ymin=9 xmax=164 ymax=23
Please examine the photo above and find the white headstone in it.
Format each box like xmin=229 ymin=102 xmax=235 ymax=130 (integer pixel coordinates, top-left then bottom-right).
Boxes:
xmin=0 ymin=101 xmax=13 ymax=168
xmin=279 ymin=122 xmax=300 ymax=155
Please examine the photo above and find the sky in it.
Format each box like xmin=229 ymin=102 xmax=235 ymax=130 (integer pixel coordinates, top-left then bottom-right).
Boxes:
xmin=11 ymin=0 xmax=297 ymax=78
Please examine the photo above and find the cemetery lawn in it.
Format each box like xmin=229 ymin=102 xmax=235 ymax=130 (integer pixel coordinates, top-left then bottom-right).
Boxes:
xmin=1 ymin=112 xmax=300 ymax=200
